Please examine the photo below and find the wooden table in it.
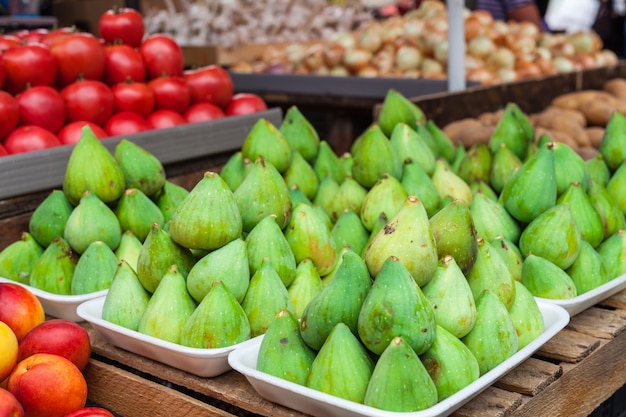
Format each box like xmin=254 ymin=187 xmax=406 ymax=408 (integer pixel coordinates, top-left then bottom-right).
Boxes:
xmin=82 ymin=289 xmax=626 ymax=417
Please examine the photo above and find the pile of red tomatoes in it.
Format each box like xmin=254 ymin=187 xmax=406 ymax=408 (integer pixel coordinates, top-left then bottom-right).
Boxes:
xmin=0 ymin=7 xmax=268 ymax=156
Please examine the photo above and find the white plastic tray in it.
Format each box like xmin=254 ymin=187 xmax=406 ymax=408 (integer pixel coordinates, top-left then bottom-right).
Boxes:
xmin=77 ymin=295 xmax=259 ymax=377
xmin=228 ymin=300 xmax=569 ymax=417
xmin=535 ymin=273 xmax=626 ymax=317
xmin=0 ymin=276 xmax=108 ymax=322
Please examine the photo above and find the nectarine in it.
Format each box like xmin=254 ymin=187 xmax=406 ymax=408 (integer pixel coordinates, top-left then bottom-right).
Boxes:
xmin=0 ymin=321 xmax=18 ymax=382
xmin=18 ymin=319 xmax=91 ymax=372
xmin=7 ymin=353 xmax=87 ymax=417
xmin=0 ymin=283 xmax=45 ymax=341
xmin=64 ymin=407 xmax=115 ymax=417
xmin=0 ymin=387 xmax=24 ymax=417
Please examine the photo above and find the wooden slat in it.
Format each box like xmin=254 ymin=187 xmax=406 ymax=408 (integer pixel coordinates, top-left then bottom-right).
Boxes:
xmin=451 ymin=386 xmax=523 ymax=417
xmin=598 ymin=288 xmax=626 ymax=310
xmin=567 ymin=307 xmax=626 ymax=339
xmin=534 ymin=328 xmax=601 ymax=363
xmin=494 ymin=358 xmax=562 ymax=396
xmin=84 ymin=359 xmax=238 ymax=417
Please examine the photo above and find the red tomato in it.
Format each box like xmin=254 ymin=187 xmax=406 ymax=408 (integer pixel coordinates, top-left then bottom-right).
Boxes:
xmin=58 ymin=121 xmax=108 ymax=145
xmin=184 ymin=65 xmax=234 ymax=108
xmin=3 ymin=43 xmax=57 ymax=94
xmin=17 ymin=86 xmax=67 ymax=134
xmin=13 ymin=28 xmax=49 ymax=44
xmin=98 ymin=7 xmax=145 ymax=47
xmin=0 ymin=35 xmax=20 ymax=53
xmin=40 ymin=27 xmax=74 ymax=48
xmin=0 ymin=144 xmax=8 ymax=156
xmin=0 ymin=91 xmax=19 ymax=139
xmin=0 ymin=55 xmax=5 ymax=90
xmin=148 ymin=76 xmax=191 ymax=114
xmin=49 ymin=32 xmax=106 ymax=86
xmin=146 ymin=109 xmax=186 ymax=129
xmin=225 ymin=93 xmax=268 ymax=116
xmin=103 ymin=44 xmax=146 ymax=85
xmin=111 ymin=81 xmax=154 ymax=118
xmin=139 ymin=34 xmax=184 ymax=79
xmin=61 ymin=80 xmax=115 ymax=126
xmin=65 ymin=407 xmax=115 ymax=417
xmin=4 ymin=125 xmax=61 ymax=154
xmin=184 ymin=102 xmax=226 ymax=124
xmin=105 ymin=111 xmax=150 ymax=136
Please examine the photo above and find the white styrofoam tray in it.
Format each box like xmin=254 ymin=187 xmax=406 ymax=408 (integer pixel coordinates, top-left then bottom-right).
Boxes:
xmin=535 ymin=273 xmax=626 ymax=316
xmin=0 ymin=276 xmax=107 ymax=322
xmin=228 ymin=300 xmax=569 ymax=417
xmin=77 ymin=295 xmax=260 ymax=377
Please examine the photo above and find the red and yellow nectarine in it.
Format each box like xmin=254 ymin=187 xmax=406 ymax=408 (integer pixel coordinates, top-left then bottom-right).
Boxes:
xmin=0 ymin=387 xmax=24 ymax=417
xmin=0 ymin=321 xmax=18 ymax=383
xmin=0 ymin=283 xmax=45 ymax=341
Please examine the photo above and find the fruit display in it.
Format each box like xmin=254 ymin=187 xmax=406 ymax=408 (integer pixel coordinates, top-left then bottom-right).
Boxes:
xmin=0 ymin=6 xmax=268 ymax=156
xmin=229 ymin=0 xmax=618 ymax=84
xmin=0 ymin=281 xmax=113 ymax=417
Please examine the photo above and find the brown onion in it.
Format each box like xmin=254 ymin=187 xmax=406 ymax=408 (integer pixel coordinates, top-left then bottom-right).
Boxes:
xmin=395 ymin=45 xmax=422 ymax=70
xmin=343 ymin=47 xmax=373 ymax=73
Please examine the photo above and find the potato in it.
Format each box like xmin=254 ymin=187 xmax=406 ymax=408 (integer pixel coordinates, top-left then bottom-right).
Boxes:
xmin=443 ymin=118 xmax=483 ymax=142
xmin=577 ymin=146 xmax=599 ymax=161
xmin=533 ymin=106 xmax=586 ymax=129
xmin=578 ymin=99 xmax=618 ymax=126
xmin=456 ymin=124 xmax=495 ymax=148
xmin=551 ymin=90 xmax=615 ymax=111
xmin=603 ymin=78 xmax=626 ymax=100
xmin=535 ymin=127 xmax=579 ymax=152
xmin=585 ymin=126 xmax=605 ymax=148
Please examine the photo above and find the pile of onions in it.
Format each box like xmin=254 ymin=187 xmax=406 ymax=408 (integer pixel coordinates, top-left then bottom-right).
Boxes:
xmin=230 ymin=0 xmax=619 ymax=85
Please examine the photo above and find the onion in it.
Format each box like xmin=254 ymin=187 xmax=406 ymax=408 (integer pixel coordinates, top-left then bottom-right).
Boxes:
xmin=489 ymin=47 xmax=516 ymax=69
xmin=515 ymin=62 xmax=542 ymax=79
xmin=551 ymin=40 xmax=576 ymax=57
xmin=467 ymin=68 xmax=496 ymax=84
xmin=331 ymin=32 xmax=356 ymax=50
xmin=285 ymin=44 xmax=307 ymax=65
xmin=552 ymin=56 xmax=575 ymax=73
xmin=473 ymin=9 xmax=494 ymax=26
xmin=535 ymin=47 xmax=552 ymax=61
xmin=395 ymin=45 xmax=422 ymax=70
xmin=372 ymin=49 xmax=395 ymax=73
xmin=403 ymin=17 xmax=426 ymax=39
xmin=433 ymin=39 xmax=449 ymax=64
xmin=464 ymin=14 xmax=484 ymax=41
xmin=303 ymin=44 xmax=324 ymax=71
xmin=329 ymin=66 xmax=350 ymax=77
xmin=421 ymin=58 xmax=444 ymax=76
xmin=358 ymin=26 xmax=383 ymax=53
xmin=380 ymin=17 xmax=405 ymax=44
xmin=496 ymin=68 xmax=517 ymax=83
xmin=403 ymin=68 xmax=422 ymax=79
xmin=468 ymin=35 xmax=496 ymax=58
xmin=343 ymin=47 xmax=373 ymax=73
xmin=357 ymin=65 xmax=379 ymax=78
xmin=260 ymin=46 xmax=286 ymax=64
xmin=323 ymin=43 xmax=346 ymax=68
xmin=229 ymin=61 xmax=254 ymax=73
xmin=515 ymin=21 xmax=540 ymax=39
xmin=594 ymin=49 xmax=619 ymax=67
xmin=507 ymin=35 xmax=536 ymax=56
xmin=465 ymin=54 xmax=486 ymax=71
xmin=425 ymin=16 xmax=448 ymax=35
xmin=569 ymin=31 xmax=602 ymax=55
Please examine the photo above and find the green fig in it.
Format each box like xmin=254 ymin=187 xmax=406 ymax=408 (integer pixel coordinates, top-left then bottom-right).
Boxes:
xmin=114 ymin=230 xmax=143 ymax=273
xmin=115 ymin=188 xmax=165 ymax=242
xmin=284 ymin=202 xmax=336 ymax=277
xmin=70 ymin=241 xmax=118 ymax=295
xmin=470 ymin=180 xmax=499 ymax=201
xmin=136 ymin=222 xmax=197 ymax=293
xmin=332 ymin=176 xmax=368 ymax=221
xmin=288 ymin=184 xmax=312 ymax=207
xmin=508 ymin=280 xmax=544 ymax=350
xmin=242 ymin=258 xmax=294 ymax=337
xmin=470 ymin=190 xmax=521 ymax=244
xmin=519 ymin=203 xmax=581 ymax=270
xmin=257 ymin=309 xmax=317 ymax=386
xmin=588 ymin=179 xmax=626 ymax=240
xmin=300 ymin=249 xmax=371 ymax=350
xmin=557 ymin=182 xmax=604 ymax=248
xmin=415 ymin=121 xmax=438 ymax=156
xmin=339 ymin=152 xmax=353 ymax=177
xmin=597 ymin=230 xmax=626 ymax=279
xmin=599 ymin=111 xmax=626 ymax=172
xmin=490 ymin=143 xmax=523 ymax=194
xmin=0 ymin=233 xmax=43 ymax=285
xmin=358 ymin=256 xmax=436 ymax=355
xmin=401 ymin=159 xmax=440 ymax=217
xmin=63 ymin=191 xmax=122 ymax=255
xmin=288 ymin=258 xmax=324 ymax=319
xmin=499 ymin=141 xmax=557 ymax=224
xmin=180 ymin=280 xmax=251 ymax=348
xmin=377 ymin=88 xmax=426 ymax=137
xmin=246 ymin=214 xmax=296 ymax=288
xmin=422 ymin=256 xmax=477 ymax=338
xmin=420 ymin=325 xmax=480 ymax=401
xmin=451 ymin=144 xmax=467 ymax=173
xmin=319 ymin=245 xmax=351 ymax=287
xmin=313 ymin=141 xmax=344 ymax=184
xmin=429 ymin=199 xmax=478 ymax=274
xmin=364 ymin=336 xmax=438 ymax=412
xmin=553 ymin=142 xmax=590 ymax=196
xmin=566 ymin=240 xmax=610 ymax=295
xmin=507 ymin=102 xmax=535 ymax=143
xmin=168 ymin=171 xmax=242 ymax=250
xmin=137 ymin=264 xmax=197 ymax=344
xmin=461 ymin=290 xmax=518 ymax=375
xmin=306 ymin=322 xmax=374 ymax=403
xmin=489 ymin=235 xmax=523 ymax=282
xmin=359 ymin=174 xmax=407 ymax=232
xmin=241 ymin=118 xmax=292 ymax=174
xmin=312 ymin=175 xmax=340 ymax=220
xmin=153 ymin=181 xmax=190 ymax=227
xmin=186 ymin=238 xmax=249 ymax=303
xmin=521 ymin=254 xmax=577 ymax=299
xmin=389 ymin=122 xmax=436 ymax=176
xmin=350 ymin=124 xmax=401 ymax=189
xmin=488 ymin=103 xmax=531 ymax=160
xmin=331 ymin=209 xmax=370 ymax=255
xmin=456 ymin=143 xmax=492 ymax=186
xmin=219 ymin=151 xmax=246 ymax=192
xmin=431 ymin=159 xmax=472 ymax=205
xmin=607 ymin=161 xmax=626 ymax=216
xmin=114 ymin=139 xmax=166 ymax=197
xmin=283 ymin=151 xmax=319 ymax=201
xmin=63 ymin=125 xmax=126 ymax=206
xmin=279 ymin=106 xmax=320 ymax=162
xmin=585 ymin=152 xmax=611 ymax=188
xmin=426 ymin=119 xmax=456 ymax=163
xmin=101 ymin=260 xmax=151 ymax=331
xmin=364 ymin=195 xmax=438 ymax=286
xmin=28 ymin=189 xmax=73 ymax=248
xmin=235 ymin=156 xmax=292 ymax=233
xmin=466 ymin=237 xmax=516 ymax=310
